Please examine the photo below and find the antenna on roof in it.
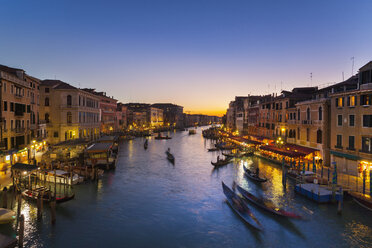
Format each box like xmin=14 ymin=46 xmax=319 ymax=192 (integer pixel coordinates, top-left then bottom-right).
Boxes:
xmin=351 ymin=57 xmax=355 ymax=75
xmin=342 ymin=71 xmax=344 ymax=81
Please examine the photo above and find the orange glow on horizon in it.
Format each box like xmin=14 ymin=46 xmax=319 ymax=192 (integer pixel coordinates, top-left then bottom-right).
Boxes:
xmin=186 ymin=109 xmax=225 ymax=117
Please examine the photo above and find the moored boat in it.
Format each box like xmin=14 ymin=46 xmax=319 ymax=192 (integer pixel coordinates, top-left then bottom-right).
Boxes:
xmin=208 ymin=148 xmax=219 ymax=152
xmin=144 ymin=139 xmax=148 ymax=150
xmin=22 ymin=187 xmax=75 ymax=203
xmin=237 ymin=185 xmax=302 ymax=219
xmin=222 ymin=182 xmax=263 ymax=231
xmin=243 ymin=165 xmax=267 ymax=182
xmin=349 ymin=192 xmax=372 ymax=211
xmin=189 ymin=129 xmax=196 ymax=135
xmin=0 ymin=209 xmax=16 ymax=224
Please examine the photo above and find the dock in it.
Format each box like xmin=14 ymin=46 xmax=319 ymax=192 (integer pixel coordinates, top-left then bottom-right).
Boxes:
xmin=295 ymin=183 xmax=341 ymax=203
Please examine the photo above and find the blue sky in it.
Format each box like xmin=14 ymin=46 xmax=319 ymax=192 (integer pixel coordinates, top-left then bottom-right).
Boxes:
xmin=1 ymin=0 xmax=371 ymax=115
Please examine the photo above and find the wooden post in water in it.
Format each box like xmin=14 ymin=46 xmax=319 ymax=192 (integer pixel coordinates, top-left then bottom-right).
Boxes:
xmin=54 ymin=169 xmax=57 ymax=195
xmin=18 ymin=214 xmax=24 ymax=248
xmin=16 ymin=193 xmax=22 ymax=227
xmin=50 ymin=194 xmax=56 ymax=225
xmin=37 ymin=192 xmax=42 ymax=220
xmin=2 ymin=187 xmax=7 ymax=209
xmin=337 ymin=187 xmax=343 ymax=215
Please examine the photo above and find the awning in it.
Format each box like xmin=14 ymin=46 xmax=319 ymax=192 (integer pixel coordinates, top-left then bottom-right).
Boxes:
xmin=97 ymin=136 xmax=118 ymax=143
xmin=11 ymin=163 xmax=39 ymax=172
xmin=53 ymin=138 xmax=89 ymax=147
xmin=330 ymin=150 xmax=360 ymax=161
xmin=85 ymin=143 xmax=112 ymax=153
xmin=284 ymin=144 xmax=318 ymax=156
xmin=259 ymin=145 xmax=303 ymax=158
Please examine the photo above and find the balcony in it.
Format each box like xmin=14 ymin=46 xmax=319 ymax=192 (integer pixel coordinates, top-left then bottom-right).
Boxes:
xmin=14 ymin=93 xmax=23 ymax=98
xmin=302 ymin=120 xmax=312 ymax=125
xmin=12 ymin=128 xmax=25 ymax=134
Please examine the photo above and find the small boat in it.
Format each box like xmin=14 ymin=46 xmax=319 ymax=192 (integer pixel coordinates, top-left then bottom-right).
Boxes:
xmin=222 ymin=182 xmax=263 ymax=231
xmin=144 ymin=140 xmax=148 ymax=150
xmin=0 ymin=208 xmax=16 ymax=224
xmin=166 ymin=150 xmax=175 ymax=164
xmin=211 ymin=157 xmax=232 ymax=167
xmin=237 ymin=185 xmax=302 ymax=219
xmin=22 ymin=187 xmax=75 ymax=203
xmin=208 ymin=148 xmax=219 ymax=152
xmin=243 ymin=165 xmax=267 ymax=182
xmin=155 ymin=134 xmax=172 ymax=140
xmin=349 ymin=192 xmax=372 ymax=211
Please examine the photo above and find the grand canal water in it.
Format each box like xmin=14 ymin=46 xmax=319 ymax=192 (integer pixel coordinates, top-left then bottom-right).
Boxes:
xmin=1 ymin=129 xmax=372 ymax=247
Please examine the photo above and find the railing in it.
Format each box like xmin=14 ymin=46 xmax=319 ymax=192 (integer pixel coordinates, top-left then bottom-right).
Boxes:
xmin=12 ymin=128 xmax=25 ymax=133
xmin=302 ymin=120 xmax=312 ymax=125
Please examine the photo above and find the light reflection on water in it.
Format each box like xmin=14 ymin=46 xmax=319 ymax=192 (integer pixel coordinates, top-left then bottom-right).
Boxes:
xmin=0 ymin=129 xmax=370 ymax=248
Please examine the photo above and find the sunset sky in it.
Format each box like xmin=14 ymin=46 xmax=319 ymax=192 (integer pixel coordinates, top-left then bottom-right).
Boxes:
xmin=1 ymin=0 xmax=371 ymax=116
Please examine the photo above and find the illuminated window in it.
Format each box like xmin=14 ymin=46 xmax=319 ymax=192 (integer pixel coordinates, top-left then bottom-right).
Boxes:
xmin=349 ymin=96 xmax=355 ymax=106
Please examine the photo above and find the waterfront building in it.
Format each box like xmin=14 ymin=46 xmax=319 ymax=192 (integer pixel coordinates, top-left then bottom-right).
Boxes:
xmin=148 ymin=107 xmax=163 ymax=127
xmin=329 ymin=62 xmax=372 ymax=175
xmin=246 ymin=96 xmax=261 ymax=136
xmin=117 ymin=103 xmax=128 ymax=130
xmin=151 ymin=103 xmax=184 ymax=128
xmin=0 ymin=65 xmax=48 ymax=165
xmin=257 ymin=94 xmax=276 ymax=139
xmin=82 ymin=89 xmax=118 ymax=134
xmin=124 ymin=103 xmax=150 ymax=128
xmin=226 ymin=101 xmax=236 ymax=131
xmin=40 ymin=80 xmax=101 ymax=144
xmin=184 ymin=114 xmax=221 ymax=127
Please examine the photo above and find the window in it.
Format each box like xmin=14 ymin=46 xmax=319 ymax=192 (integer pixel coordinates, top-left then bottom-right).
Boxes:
xmin=361 ymin=137 xmax=371 ymax=153
xmin=362 ymin=115 xmax=372 ymax=127
xmin=10 ymin=102 xmax=14 ymax=112
xmin=3 ymin=101 xmax=7 ymax=111
xmin=297 ymin=128 xmax=300 ymax=139
xmin=45 ymin=97 xmax=49 ymax=106
xmin=336 ymin=135 xmax=342 ymax=148
xmin=360 ymin=94 xmax=371 ymax=105
xmin=349 ymin=115 xmax=355 ymax=127
xmin=45 ymin=88 xmax=49 ymax=93
xmin=348 ymin=136 xmax=355 ymax=150
xmin=3 ymin=82 xmax=6 ymax=92
xmin=337 ymin=115 xmax=342 ymax=126
xmin=318 ymin=107 xmax=322 ymax=120
xmin=45 ymin=113 xmax=50 ymax=123
xmin=317 ymin=130 xmax=322 ymax=144
xmin=54 ymin=132 xmax=59 ymax=138
xmin=306 ymin=128 xmax=310 ymax=142
xmin=11 ymin=120 xmax=13 ymax=130
xmin=67 ymin=112 xmax=72 ymax=124
xmin=336 ymin=97 xmax=344 ymax=107
xmin=347 ymin=96 xmax=356 ymax=106
xmin=297 ymin=109 xmax=300 ymax=120
xmin=67 ymin=95 xmax=72 ymax=106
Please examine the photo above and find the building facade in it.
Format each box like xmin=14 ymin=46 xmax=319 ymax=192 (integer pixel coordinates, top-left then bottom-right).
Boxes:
xmin=40 ymin=80 xmax=101 ymax=144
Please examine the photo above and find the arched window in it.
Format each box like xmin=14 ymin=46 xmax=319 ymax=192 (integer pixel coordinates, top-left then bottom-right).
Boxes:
xmin=317 ymin=130 xmax=322 ymax=144
xmin=67 ymin=112 xmax=72 ymax=124
xmin=307 ymin=108 xmax=310 ymax=120
xmin=298 ymin=109 xmax=300 ymax=120
xmin=45 ymin=97 xmax=49 ymax=106
xmin=293 ymin=130 xmax=296 ymax=139
xmin=318 ymin=107 xmax=322 ymax=121
xmin=45 ymin=113 xmax=49 ymax=123
xmin=67 ymin=95 xmax=72 ymax=106
xmin=289 ymin=130 xmax=293 ymax=138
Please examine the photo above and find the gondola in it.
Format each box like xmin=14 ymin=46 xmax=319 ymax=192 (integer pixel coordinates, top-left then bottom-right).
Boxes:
xmin=155 ymin=136 xmax=172 ymax=140
xmin=144 ymin=140 xmax=148 ymax=150
xmin=22 ymin=187 xmax=75 ymax=203
xmin=211 ymin=157 xmax=232 ymax=167
xmin=166 ymin=150 xmax=175 ymax=164
xmin=349 ymin=192 xmax=372 ymax=211
xmin=243 ymin=165 xmax=267 ymax=182
xmin=208 ymin=148 xmax=219 ymax=152
xmin=222 ymin=182 xmax=263 ymax=231
xmin=237 ymin=185 xmax=303 ymax=219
